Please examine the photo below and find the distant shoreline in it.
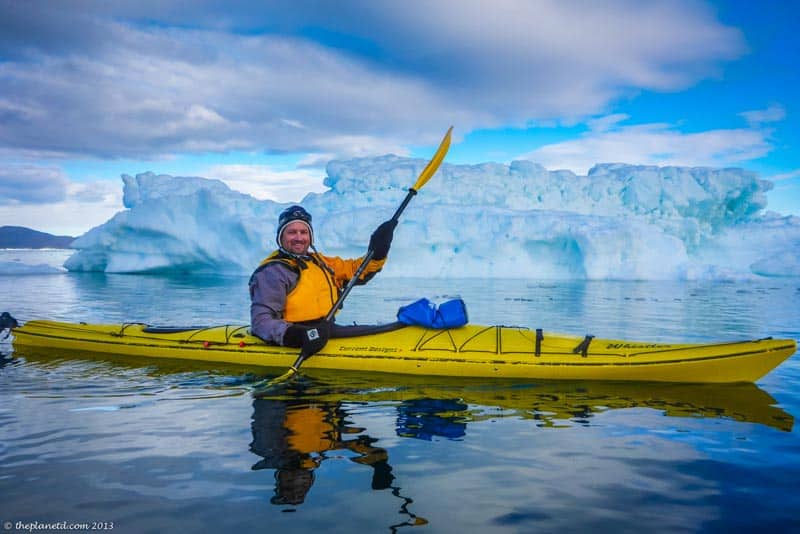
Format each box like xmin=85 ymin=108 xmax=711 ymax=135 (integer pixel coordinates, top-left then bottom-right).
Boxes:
xmin=0 ymin=226 xmax=75 ymax=249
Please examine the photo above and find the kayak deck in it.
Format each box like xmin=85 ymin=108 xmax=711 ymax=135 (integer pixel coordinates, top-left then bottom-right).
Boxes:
xmin=10 ymin=320 xmax=797 ymax=383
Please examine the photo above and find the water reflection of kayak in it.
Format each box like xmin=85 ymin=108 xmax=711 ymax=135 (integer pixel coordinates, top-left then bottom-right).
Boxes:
xmin=248 ymin=372 xmax=792 ymax=509
xmin=7 ymin=341 xmax=794 ymax=432
xmin=6 ymin=318 xmax=797 ymax=383
xmin=255 ymin=370 xmax=794 ymax=433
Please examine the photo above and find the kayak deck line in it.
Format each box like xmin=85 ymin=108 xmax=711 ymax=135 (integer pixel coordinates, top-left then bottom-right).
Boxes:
xmin=412 ymin=325 xmax=793 ymax=357
xmin=7 ymin=319 xmax=797 ymax=383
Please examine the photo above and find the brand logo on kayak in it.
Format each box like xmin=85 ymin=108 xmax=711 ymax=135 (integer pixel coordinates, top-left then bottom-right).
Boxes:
xmin=338 ymin=346 xmax=399 ymax=353
xmin=606 ymin=343 xmax=672 ymax=349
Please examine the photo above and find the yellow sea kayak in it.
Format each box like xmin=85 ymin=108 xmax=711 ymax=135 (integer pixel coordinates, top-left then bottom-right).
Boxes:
xmin=7 ymin=319 xmax=796 ymax=383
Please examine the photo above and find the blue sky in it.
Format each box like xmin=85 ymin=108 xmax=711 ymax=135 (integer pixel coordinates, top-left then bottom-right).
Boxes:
xmin=0 ymin=0 xmax=798 ymax=235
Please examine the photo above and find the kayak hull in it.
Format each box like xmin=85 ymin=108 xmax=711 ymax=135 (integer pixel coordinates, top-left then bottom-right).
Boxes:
xmin=9 ymin=320 xmax=797 ymax=383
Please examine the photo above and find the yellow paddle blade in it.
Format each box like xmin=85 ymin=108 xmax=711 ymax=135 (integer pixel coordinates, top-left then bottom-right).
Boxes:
xmin=412 ymin=126 xmax=453 ymax=191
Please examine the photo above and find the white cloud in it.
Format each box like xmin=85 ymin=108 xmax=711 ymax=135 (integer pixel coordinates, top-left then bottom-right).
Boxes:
xmin=740 ymin=104 xmax=786 ymax=126
xmin=0 ymin=179 xmax=123 ymax=236
xmin=0 ymin=1 xmax=745 ymax=160
xmin=587 ymin=114 xmax=630 ymax=133
xmin=521 ymin=119 xmax=773 ymax=174
xmin=0 ymin=165 xmax=70 ymax=204
xmin=768 ymin=169 xmax=800 ymax=181
xmin=0 ymin=27 xmax=456 ymax=160
xmin=203 ymin=164 xmax=327 ymax=202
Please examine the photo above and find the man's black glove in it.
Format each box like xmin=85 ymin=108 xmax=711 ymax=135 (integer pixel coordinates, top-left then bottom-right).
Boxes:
xmin=283 ymin=321 xmax=330 ymax=356
xmin=369 ymin=219 xmax=398 ymax=260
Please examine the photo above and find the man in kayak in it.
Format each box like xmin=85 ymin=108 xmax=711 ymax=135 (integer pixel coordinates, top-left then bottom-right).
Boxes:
xmin=249 ymin=205 xmax=396 ymax=355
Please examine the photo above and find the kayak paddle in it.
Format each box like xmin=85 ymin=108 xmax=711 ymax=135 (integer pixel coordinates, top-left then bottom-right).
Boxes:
xmin=265 ymin=126 xmax=453 ymax=386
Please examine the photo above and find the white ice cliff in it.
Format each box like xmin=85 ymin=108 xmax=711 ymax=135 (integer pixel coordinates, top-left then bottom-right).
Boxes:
xmin=63 ymin=157 xmax=800 ymax=279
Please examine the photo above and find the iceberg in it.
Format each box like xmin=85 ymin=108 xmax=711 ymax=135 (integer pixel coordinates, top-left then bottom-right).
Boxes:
xmin=63 ymin=158 xmax=800 ymax=280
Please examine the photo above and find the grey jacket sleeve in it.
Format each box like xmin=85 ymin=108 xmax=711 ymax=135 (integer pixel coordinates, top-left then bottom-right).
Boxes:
xmin=249 ymin=263 xmax=299 ymax=345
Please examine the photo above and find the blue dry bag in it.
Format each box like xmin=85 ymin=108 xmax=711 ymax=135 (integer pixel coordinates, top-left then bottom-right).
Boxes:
xmin=397 ymin=298 xmax=468 ymax=329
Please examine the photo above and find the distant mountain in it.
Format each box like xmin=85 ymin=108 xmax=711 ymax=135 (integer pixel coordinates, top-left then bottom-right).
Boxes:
xmin=0 ymin=226 xmax=75 ymax=249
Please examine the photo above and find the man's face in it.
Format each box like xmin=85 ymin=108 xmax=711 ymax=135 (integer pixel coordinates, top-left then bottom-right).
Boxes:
xmin=280 ymin=221 xmax=311 ymax=255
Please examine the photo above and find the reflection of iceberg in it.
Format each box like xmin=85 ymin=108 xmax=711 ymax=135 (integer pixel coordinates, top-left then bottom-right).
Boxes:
xmin=0 ymin=261 xmax=64 ymax=275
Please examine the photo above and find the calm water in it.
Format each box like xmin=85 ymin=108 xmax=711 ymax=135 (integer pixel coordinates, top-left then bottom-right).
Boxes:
xmin=1 ymin=250 xmax=799 ymax=533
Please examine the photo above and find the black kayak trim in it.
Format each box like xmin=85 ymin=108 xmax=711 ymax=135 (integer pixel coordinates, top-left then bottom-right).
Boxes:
xmin=142 ymin=321 xmax=408 ymax=339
